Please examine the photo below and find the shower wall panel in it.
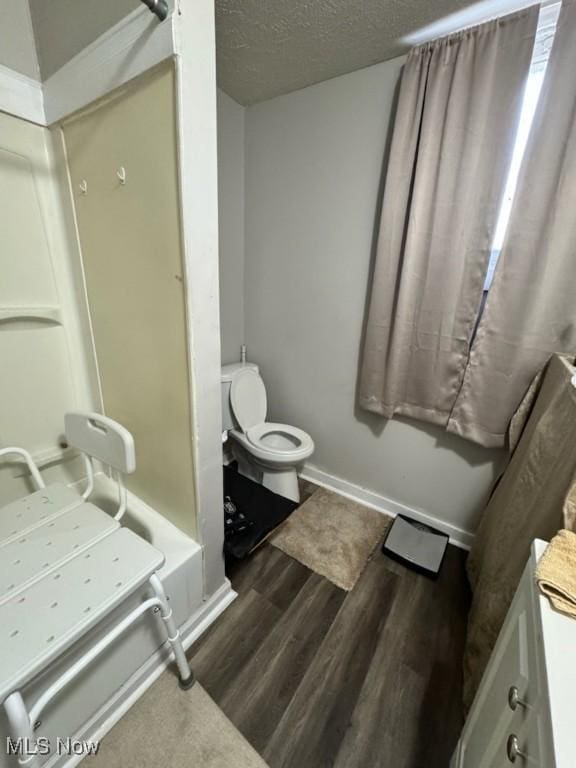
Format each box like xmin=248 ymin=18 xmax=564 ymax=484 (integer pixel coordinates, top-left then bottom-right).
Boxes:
xmin=63 ymin=64 xmax=198 ymax=538
xmin=0 ymin=111 xmax=95 ymax=507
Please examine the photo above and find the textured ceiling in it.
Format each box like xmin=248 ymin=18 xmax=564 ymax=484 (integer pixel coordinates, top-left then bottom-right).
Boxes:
xmin=216 ymin=0 xmax=479 ymax=105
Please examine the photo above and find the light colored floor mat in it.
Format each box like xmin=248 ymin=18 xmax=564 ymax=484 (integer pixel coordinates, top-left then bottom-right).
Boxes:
xmin=85 ymin=673 xmax=269 ymax=768
xmin=270 ymin=486 xmax=392 ymax=590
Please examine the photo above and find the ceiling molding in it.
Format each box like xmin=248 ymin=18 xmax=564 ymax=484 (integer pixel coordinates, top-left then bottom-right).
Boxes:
xmin=44 ymin=5 xmax=174 ymax=125
xmin=0 ymin=5 xmax=174 ymax=127
xmin=0 ymin=64 xmax=45 ymax=124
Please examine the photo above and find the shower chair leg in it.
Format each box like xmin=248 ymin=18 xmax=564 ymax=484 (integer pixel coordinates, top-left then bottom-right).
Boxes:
xmin=3 ymin=691 xmax=39 ymax=767
xmin=148 ymin=574 xmax=195 ymax=690
xmin=1 ymin=580 xmax=193 ymax=768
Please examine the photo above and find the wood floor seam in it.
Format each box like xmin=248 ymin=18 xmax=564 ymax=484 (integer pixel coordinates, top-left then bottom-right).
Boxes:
xmin=192 ymin=525 xmax=469 ymax=768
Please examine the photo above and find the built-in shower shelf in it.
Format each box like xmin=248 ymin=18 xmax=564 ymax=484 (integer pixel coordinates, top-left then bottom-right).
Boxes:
xmin=0 ymin=307 xmax=63 ymax=327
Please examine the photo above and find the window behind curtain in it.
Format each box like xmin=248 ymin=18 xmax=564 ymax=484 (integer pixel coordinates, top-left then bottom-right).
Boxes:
xmin=483 ymin=2 xmax=561 ymax=292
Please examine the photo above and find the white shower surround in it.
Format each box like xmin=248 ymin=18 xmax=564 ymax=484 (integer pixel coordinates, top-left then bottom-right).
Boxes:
xmin=0 ymin=0 xmax=227 ymax=595
xmin=0 ymin=2 xmax=230 ymax=764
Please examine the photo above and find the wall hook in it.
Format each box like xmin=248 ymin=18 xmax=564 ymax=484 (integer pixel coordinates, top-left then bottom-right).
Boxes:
xmin=116 ymin=167 xmax=127 ymax=185
xmin=79 ymin=180 xmax=88 ymax=195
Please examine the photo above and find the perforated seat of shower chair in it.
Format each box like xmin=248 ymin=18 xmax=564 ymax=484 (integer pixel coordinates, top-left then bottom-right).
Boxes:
xmin=0 ymin=412 xmax=195 ymax=768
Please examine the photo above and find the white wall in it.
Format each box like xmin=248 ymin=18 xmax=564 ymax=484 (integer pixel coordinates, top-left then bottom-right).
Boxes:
xmin=0 ymin=0 xmax=39 ymax=78
xmin=217 ymin=90 xmax=245 ymax=364
xmin=243 ymin=57 xmax=504 ymax=540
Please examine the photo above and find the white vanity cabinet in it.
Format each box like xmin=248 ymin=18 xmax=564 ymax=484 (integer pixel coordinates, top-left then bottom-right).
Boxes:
xmin=452 ymin=540 xmax=576 ymax=768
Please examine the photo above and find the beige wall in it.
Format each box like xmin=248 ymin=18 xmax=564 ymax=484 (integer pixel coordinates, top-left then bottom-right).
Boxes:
xmin=63 ymin=65 xmax=197 ymax=538
xmin=0 ymin=0 xmax=39 ymax=78
xmin=243 ymin=56 xmax=504 ymax=537
xmin=29 ymin=0 xmax=139 ymax=80
xmin=217 ymin=89 xmax=245 ymax=364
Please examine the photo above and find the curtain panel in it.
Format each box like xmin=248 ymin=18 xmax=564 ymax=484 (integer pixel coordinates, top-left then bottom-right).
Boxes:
xmin=359 ymin=8 xmax=539 ymax=432
xmin=447 ymin=0 xmax=576 ymax=447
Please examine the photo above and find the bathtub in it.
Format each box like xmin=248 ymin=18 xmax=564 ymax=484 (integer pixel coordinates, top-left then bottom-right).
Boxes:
xmin=0 ymin=473 xmax=235 ymax=768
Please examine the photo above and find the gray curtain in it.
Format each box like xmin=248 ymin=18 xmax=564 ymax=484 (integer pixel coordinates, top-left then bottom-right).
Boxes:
xmin=448 ymin=0 xmax=576 ymax=447
xmin=359 ymin=8 xmax=539 ymax=428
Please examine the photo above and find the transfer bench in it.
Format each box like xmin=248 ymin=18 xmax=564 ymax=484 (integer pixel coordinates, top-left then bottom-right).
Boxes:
xmin=0 ymin=412 xmax=194 ymax=767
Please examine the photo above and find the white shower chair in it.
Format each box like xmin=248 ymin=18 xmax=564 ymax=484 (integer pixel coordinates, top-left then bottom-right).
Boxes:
xmin=0 ymin=412 xmax=195 ymax=768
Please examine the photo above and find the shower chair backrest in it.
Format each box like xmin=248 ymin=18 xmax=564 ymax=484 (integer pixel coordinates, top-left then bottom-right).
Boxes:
xmin=0 ymin=413 xmax=136 ymax=522
xmin=64 ymin=411 xmax=136 ymax=520
xmin=65 ymin=412 xmax=136 ymax=473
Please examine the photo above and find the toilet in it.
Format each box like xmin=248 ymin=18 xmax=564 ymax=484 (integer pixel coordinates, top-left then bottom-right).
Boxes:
xmin=221 ymin=362 xmax=314 ymax=502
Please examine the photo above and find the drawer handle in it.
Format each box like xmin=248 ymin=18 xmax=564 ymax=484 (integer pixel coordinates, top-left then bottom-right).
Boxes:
xmin=508 ymin=686 xmax=528 ymax=711
xmin=507 ymin=734 xmax=527 ymax=763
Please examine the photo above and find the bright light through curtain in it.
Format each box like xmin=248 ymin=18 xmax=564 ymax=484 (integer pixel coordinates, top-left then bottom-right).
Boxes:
xmin=359 ymin=7 xmax=539 ymax=434
xmin=447 ymin=0 xmax=576 ymax=447
xmin=484 ymin=3 xmax=559 ymax=289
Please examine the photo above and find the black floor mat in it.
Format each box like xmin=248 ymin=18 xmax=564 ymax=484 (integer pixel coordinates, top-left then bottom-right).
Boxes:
xmin=223 ymin=464 xmax=298 ymax=559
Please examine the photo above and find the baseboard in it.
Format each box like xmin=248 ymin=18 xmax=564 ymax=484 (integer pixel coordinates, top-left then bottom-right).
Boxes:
xmin=300 ymin=463 xmax=474 ymax=550
xmin=49 ymin=581 xmax=237 ymax=768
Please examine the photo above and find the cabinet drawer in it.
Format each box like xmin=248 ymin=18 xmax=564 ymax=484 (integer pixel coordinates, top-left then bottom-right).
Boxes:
xmin=496 ymin=707 xmax=547 ymax=767
xmin=460 ymin=569 xmax=538 ymax=767
xmin=455 ymin=544 xmax=571 ymax=768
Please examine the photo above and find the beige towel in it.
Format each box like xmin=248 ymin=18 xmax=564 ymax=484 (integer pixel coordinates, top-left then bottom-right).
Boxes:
xmin=536 ymin=530 xmax=576 ymax=618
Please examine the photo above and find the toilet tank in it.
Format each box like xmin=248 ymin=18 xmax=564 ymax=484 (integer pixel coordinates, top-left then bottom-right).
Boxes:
xmin=221 ymin=362 xmax=259 ymax=431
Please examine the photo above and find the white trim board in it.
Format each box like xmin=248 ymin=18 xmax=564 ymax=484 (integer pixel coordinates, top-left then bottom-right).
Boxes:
xmin=0 ymin=63 xmax=45 ymax=124
xmin=173 ymin=0 xmax=226 ymax=597
xmin=300 ymin=463 xmax=474 ymax=550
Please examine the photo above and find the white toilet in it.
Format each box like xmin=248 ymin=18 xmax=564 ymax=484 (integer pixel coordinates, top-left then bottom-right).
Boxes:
xmin=221 ymin=362 xmax=314 ymax=502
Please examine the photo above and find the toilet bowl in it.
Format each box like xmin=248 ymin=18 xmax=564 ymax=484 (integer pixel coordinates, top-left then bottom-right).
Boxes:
xmin=221 ymin=364 xmax=314 ymax=502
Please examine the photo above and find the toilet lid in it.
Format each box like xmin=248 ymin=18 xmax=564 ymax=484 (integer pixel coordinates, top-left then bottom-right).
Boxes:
xmin=230 ymin=368 xmax=267 ymax=433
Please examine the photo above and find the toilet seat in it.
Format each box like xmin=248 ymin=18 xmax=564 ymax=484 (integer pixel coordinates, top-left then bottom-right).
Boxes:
xmin=230 ymin=368 xmax=267 ymax=433
xmin=230 ymin=425 xmax=314 ymax=465
xmin=229 ymin=368 xmax=314 ymax=467
xmin=246 ymin=423 xmax=313 ymax=459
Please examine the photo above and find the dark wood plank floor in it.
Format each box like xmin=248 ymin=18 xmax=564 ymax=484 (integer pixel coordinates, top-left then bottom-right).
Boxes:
xmin=189 ymin=515 xmax=470 ymax=768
